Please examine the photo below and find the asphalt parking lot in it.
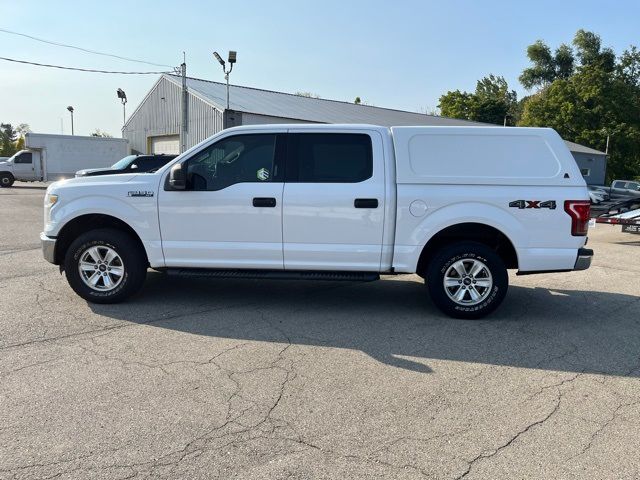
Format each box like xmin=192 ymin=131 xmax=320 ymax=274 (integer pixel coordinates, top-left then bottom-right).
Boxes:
xmin=1 ymin=183 xmax=639 ymax=479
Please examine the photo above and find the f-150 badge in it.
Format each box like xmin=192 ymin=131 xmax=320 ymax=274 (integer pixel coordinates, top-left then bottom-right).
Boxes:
xmin=127 ymin=191 xmax=154 ymax=197
xmin=509 ymin=200 xmax=556 ymax=209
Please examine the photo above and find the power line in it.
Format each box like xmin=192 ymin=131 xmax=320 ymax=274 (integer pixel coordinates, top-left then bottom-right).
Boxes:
xmin=0 ymin=56 xmax=174 ymax=74
xmin=0 ymin=27 xmax=174 ymax=68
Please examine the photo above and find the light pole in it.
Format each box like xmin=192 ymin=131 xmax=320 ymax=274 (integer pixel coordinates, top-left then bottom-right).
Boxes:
xmin=67 ymin=106 xmax=74 ymax=135
xmin=117 ymin=88 xmax=127 ymax=137
xmin=213 ymin=50 xmax=237 ymax=110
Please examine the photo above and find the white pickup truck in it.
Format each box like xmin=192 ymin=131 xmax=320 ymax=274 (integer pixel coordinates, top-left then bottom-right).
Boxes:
xmin=41 ymin=124 xmax=592 ymax=318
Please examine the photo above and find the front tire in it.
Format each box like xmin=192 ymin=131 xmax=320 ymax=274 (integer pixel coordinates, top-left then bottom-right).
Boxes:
xmin=64 ymin=228 xmax=147 ymax=304
xmin=426 ymin=242 xmax=508 ymax=319
xmin=0 ymin=173 xmax=14 ymax=187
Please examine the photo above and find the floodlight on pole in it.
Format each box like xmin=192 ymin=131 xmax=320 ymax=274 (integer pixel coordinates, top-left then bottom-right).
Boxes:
xmin=66 ymin=106 xmax=74 ymax=135
xmin=117 ymin=88 xmax=127 ymax=133
xmin=213 ymin=50 xmax=237 ymax=110
xmin=213 ymin=51 xmax=225 ymax=68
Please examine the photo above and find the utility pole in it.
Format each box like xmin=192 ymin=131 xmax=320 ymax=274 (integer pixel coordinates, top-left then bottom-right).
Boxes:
xmin=67 ymin=106 xmax=74 ymax=135
xmin=117 ymin=89 xmax=127 ymax=138
xmin=180 ymin=54 xmax=188 ymax=153
xmin=605 ymin=134 xmax=610 ymax=155
xmin=213 ymin=51 xmax=237 ymax=110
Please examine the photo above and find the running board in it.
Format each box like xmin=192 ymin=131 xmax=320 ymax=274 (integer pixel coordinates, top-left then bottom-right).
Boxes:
xmin=166 ymin=268 xmax=380 ymax=282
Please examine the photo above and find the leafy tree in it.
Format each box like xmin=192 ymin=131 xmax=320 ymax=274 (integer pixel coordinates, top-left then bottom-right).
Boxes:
xmin=0 ymin=123 xmax=18 ymax=157
xmin=519 ymin=41 xmax=575 ymax=89
xmin=354 ymin=96 xmax=361 ymax=105
xmin=91 ymin=129 xmax=113 ymax=138
xmin=294 ymin=91 xmax=321 ymax=99
xmin=519 ymin=30 xmax=640 ymax=181
xmin=439 ymin=75 xmax=518 ymax=125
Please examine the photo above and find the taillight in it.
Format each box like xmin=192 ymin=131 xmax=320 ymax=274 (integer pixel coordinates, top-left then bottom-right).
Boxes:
xmin=564 ymin=200 xmax=591 ymax=236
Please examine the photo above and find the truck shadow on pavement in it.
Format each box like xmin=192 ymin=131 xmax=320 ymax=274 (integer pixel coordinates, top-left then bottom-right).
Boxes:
xmin=90 ymin=273 xmax=640 ymax=376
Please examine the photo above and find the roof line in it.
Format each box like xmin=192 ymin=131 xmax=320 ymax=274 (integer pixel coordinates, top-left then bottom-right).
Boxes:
xmin=165 ymin=74 xmax=482 ymax=123
xmin=122 ymin=75 xmax=166 ymax=130
xmin=162 ymin=74 xmax=226 ymax=111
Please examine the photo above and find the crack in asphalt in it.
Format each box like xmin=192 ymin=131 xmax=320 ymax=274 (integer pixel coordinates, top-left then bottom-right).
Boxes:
xmin=453 ymin=387 xmax=568 ymax=479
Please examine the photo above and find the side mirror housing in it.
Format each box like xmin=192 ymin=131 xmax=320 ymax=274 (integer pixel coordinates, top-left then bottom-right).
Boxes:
xmin=130 ymin=163 xmax=138 ymax=170
xmin=168 ymin=163 xmax=186 ymax=190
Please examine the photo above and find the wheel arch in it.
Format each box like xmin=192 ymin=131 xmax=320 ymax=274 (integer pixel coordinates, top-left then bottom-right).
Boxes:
xmin=416 ymin=222 xmax=518 ymax=277
xmin=54 ymin=214 xmax=149 ymax=268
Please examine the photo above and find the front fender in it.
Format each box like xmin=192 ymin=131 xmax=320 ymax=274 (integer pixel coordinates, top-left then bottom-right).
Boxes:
xmin=393 ymin=201 xmax=524 ymax=273
xmin=46 ymin=191 xmax=163 ymax=267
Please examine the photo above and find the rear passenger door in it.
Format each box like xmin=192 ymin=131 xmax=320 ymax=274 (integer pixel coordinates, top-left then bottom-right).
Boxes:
xmin=282 ymin=130 xmax=386 ymax=271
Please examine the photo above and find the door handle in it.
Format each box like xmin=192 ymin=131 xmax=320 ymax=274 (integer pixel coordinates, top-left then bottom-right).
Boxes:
xmin=253 ymin=197 xmax=277 ymax=207
xmin=354 ymin=198 xmax=378 ymax=208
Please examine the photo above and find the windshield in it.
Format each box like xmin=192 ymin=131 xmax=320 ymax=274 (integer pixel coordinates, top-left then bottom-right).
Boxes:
xmin=111 ymin=155 xmax=138 ymax=170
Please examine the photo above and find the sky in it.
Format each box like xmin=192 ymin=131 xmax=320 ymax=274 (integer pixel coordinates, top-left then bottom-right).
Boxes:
xmin=1 ymin=0 xmax=639 ymax=137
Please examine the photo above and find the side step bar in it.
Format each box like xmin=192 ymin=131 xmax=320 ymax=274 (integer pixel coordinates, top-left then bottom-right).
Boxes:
xmin=165 ymin=268 xmax=380 ymax=282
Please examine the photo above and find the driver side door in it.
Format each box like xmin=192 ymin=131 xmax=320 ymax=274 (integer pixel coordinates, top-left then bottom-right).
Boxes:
xmin=158 ymin=132 xmax=285 ymax=269
xmin=12 ymin=151 xmax=37 ymax=180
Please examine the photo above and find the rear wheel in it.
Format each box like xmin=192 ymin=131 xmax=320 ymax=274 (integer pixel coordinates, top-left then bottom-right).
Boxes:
xmin=426 ymin=241 xmax=508 ymax=319
xmin=63 ymin=228 xmax=147 ymax=303
xmin=0 ymin=173 xmax=14 ymax=187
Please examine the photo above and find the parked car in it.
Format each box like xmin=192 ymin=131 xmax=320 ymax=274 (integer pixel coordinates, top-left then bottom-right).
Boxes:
xmin=41 ymin=125 xmax=592 ymax=319
xmin=0 ymin=134 xmax=128 ymax=187
xmin=75 ymin=154 xmax=177 ymax=177
xmin=587 ymin=185 xmax=610 ymax=201
xmin=610 ymin=179 xmax=640 ymax=197
xmin=588 ymin=190 xmax=604 ymax=204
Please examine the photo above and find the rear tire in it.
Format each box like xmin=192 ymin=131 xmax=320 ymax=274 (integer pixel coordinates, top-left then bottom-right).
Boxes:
xmin=0 ymin=173 xmax=14 ymax=187
xmin=426 ymin=241 xmax=508 ymax=319
xmin=63 ymin=228 xmax=147 ymax=304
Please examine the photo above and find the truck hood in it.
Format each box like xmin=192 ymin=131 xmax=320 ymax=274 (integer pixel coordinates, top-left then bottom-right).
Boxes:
xmin=75 ymin=167 xmax=113 ymax=176
xmin=0 ymin=161 xmax=9 ymax=168
xmin=59 ymin=173 xmax=140 ymax=185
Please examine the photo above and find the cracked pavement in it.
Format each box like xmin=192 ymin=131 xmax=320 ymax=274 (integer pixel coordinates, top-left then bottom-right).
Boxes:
xmin=1 ymin=183 xmax=640 ymax=479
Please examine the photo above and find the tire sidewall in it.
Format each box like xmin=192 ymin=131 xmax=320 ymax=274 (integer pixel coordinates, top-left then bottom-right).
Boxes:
xmin=428 ymin=243 xmax=508 ymax=319
xmin=0 ymin=174 xmax=14 ymax=187
xmin=64 ymin=230 xmax=146 ymax=303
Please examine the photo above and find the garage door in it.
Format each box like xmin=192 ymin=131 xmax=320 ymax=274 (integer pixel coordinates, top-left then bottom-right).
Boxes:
xmin=150 ymin=135 xmax=180 ymax=154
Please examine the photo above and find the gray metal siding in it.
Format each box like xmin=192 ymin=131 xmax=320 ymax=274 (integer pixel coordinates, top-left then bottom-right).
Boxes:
xmin=571 ymin=151 xmax=607 ymax=185
xmin=123 ymin=77 xmax=223 ymax=153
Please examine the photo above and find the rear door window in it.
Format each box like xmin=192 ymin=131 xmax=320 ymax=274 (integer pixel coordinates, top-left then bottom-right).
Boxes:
xmin=286 ymin=133 xmax=373 ymax=183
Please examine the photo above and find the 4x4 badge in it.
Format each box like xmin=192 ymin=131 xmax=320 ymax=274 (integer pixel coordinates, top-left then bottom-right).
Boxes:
xmin=509 ymin=200 xmax=556 ymax=209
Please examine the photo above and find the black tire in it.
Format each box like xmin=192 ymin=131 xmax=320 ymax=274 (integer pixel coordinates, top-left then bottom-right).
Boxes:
xmin=64 ymin=228 xmax=147 ymax=304
xmin=426 ymin=241 xmax=508 ymax=319
xmin=0 ymin=173 xmax=14 ymax=187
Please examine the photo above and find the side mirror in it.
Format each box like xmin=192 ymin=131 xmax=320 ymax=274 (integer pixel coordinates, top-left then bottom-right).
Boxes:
xmin=130 ymin=163 xmax=138 ymax=170
xmin=168 ymin=163 xmax=186 ymax=190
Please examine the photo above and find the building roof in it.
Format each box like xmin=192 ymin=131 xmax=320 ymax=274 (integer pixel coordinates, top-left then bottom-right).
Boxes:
xmin=563 ymin=140 xmax=607 ymax=156
xmin=162 ymin=74 xmax=607 ymax=156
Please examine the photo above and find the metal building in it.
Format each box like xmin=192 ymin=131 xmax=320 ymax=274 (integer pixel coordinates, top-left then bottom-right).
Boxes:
xmin=123 ymin=74 xmax=608 ymax=184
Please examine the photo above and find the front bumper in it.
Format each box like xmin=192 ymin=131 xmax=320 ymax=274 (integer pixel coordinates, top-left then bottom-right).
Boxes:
xmin=574 ymin=248 xmax=593 ymax=271
xmin=41 ymin=232 xmax=56 ymax=264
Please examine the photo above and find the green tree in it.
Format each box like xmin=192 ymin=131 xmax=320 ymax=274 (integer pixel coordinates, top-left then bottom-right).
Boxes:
xmin=91 ymin=129 xmax=113 ymax=138
xmin=519 ymin=41 xmax=575 ymax=89
xmin=519 ymin=30 xmax=640 ymax=181
xmin=438 ymin=75 xmax=518 ymax=125
xmin=0 ymin=123 xmax=19 ymax=157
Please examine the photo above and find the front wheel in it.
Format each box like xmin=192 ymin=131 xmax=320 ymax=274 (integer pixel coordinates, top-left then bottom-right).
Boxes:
xmin=0 ymin=173 xmax=15 ymax=187
xmin=426 ymin=242 xmax=508 ymax=319
xmin=64 ymin=228 xmax=147 ymax=303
